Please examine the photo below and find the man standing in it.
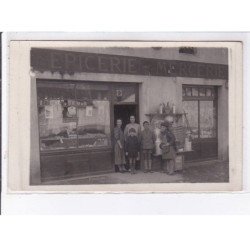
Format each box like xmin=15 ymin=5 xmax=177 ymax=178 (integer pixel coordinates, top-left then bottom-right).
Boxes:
xmin=124 ymin=115 xmax=141 ymax=170
xmin=124 ymin=115 xmax=141 ymax=140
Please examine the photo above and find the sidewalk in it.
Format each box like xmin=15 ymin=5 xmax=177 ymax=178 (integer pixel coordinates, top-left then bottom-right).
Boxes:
xmin=43 ymin=160 xmax=229 ymax=185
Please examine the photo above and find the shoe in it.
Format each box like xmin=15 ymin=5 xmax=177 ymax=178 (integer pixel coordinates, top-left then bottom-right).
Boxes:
xmin=150 ymin=170 xmax=154 ymax=173
xmin=122 ymin=166 xmax=127 ymax=172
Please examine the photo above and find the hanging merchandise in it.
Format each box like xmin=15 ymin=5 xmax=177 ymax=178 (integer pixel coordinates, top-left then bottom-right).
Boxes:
xmin=183 ymin=109 xmax=193 ymax=134
xmin=68 ymin=106 xmax=77 ymax=117
xmin=165 ymin=102 xmax=171 ymax=114
xmin=172 ymin=104 xmax=176 ymax=114
xmin=45 ymin=105 xmax=53 ymax=119
xmin=159 ymin=103 xmax=164 ymax=114
xmin=182 ymin=110 xmax=193 ymax=152
xmin=86 ymin=106 xmax=93 ymax=117
xmin=154 ymin=121 xmax=162 ymax=156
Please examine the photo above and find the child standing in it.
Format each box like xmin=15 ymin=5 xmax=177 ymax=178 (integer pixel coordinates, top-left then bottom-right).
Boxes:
xmin=141 ymin=121 xmax=155 ymax=173
xmin=125 ymin=128 xmax=140 ymax=174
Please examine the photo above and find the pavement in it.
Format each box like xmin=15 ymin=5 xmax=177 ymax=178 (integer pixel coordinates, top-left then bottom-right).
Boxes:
xmin=43 ymin=160 xmax=229 ymax=185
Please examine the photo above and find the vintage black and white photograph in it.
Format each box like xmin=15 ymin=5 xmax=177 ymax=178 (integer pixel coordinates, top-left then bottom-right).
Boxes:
xmin=7 ymin=40 xmax=242 ymax=192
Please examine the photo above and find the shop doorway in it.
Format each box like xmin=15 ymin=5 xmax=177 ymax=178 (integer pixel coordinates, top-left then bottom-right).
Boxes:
xmin=114 ymin=104 xmax=139 ymax=130
xmin=113 ymin=104 xmax=139 ymax=171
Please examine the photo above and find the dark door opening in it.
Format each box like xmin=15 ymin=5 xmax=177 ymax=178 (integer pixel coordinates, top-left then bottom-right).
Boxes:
xmin=114 ymin=104 xmax=139 ymax=130
xmin=113 ymin=104 xmax=140 ymax=171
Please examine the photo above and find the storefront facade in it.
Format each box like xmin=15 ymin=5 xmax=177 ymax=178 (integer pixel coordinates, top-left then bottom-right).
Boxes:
xmin=30 ymin=47 xmax=228 ymax=184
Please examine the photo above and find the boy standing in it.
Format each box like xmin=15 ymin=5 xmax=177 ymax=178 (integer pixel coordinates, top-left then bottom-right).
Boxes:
xmin=141 ymin=121 xmax=155 ymax=173
xmin=125 ymin=128 xmax=140 ymax=174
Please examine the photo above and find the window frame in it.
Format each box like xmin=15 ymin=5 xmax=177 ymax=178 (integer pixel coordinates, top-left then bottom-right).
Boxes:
xmin=182 ymin=85 xmax=218 ymax=140
xmin=182 ymin=85 xmax=216 ymax=101
xmin=36 ymin=79 xmax=113 ymax=153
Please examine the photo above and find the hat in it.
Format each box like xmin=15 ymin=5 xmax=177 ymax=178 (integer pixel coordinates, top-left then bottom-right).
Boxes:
xmin=129 ymin=128 xmax=136 ymax=133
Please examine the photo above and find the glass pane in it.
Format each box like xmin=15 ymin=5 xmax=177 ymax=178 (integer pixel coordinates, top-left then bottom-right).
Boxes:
xmin=206 ymin=88 xmax=212 ymax=97
xmin=114 ymin=85 xmax=136 ymax=103
xmin=182 ymin=88 xmax=186 ymax=97
xmin=185 ymin=87 xmax=192 ymax=97
xmin=199 ymin=87 xmax=206 ymax=97
xmin=200 ymin=101 xmax=217 ymax=138
xmin=192 ymin=87 xmax=199 ymax=96
xmin=76 ymin=84 xmax=111 ymax=149
xmin=76 ymin=84 xmax=109 ymax=103
xmin=37 ymin=83 xmax=77 ymax=151
xmin=182 ymin=101 xmax=199 ymax=138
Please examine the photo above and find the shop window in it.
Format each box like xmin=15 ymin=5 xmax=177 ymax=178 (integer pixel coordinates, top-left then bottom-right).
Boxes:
xmin=76 ymin=84 xmax=111 ymax=149
xmin=199 ymin=87 xmax=206 ymax=97
xmin=37 ymin=81 xmax=111 ymax=151
xmin=182 ymin=87 xmax=186 ymax=97
xmin=185 ymin=87 xmax=192 ymax=97
xmin=182 ymin=101 xmax=199 ymax=138
xmin=200 ymin=101 xmax=217 ymax=138
xmin=182 ymin=86 xmax=215 ymax=99
xmin=192 ymin=87 xmax=199 ymax=96
xmin=206 ymin=88 xmax=213 ymax=97
xmin=182 ymin=85 xmax=217 ymax=139
xmin=37 ymin=83 xmax=77 ymax=151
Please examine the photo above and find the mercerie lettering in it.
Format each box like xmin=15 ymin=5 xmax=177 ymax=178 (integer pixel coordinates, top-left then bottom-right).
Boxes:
xmin=188 ymin=63 xmax=196 ymax=76
xmin=218 ymin=66 xmax=225 ymax=79
xmin=156 ymin=62 xmax=169 ymax=75
xmin=206 ymin=65 xmax=214 ymax=78
xmin=179 ymin=63 xmax=188 ymax=76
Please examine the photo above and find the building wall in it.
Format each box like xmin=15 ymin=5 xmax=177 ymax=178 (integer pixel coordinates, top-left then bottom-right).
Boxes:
xmin=63 ymin=47 xmax=228 ymax=65
xmin=30 ymin=47 xmax=229 ymax=183
xmin=218 ymin=84 xmax=229 ymax=161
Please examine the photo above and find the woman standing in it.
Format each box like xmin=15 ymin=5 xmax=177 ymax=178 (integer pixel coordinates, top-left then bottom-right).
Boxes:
xmin=114 ymin=119 xmax=126 ymax=173
xmin=159 ymin=121 xmax=177 ymax=175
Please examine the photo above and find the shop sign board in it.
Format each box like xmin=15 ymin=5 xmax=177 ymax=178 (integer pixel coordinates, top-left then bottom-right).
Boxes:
xmin=31 ymin=48 xmax=228 ymax=80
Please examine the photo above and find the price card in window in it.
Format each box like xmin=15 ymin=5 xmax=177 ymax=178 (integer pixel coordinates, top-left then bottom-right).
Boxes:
xmin=86 ymin=106 xmax=93 ymax=117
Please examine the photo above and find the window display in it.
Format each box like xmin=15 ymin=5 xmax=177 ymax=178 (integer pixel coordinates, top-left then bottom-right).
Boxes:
xmin=182 ymin=101 xmax=199 ymax=138
xmin=182 ymin=85 xmax=217 ymax=139
xmin=37 ymin=83 xmax=77 ymax=151
xmin=37 ymin=81 xmax=111 ymax=151
xmin=200 ymin=101 xmax=217 ymax=138
xmin=76 ymin=84 xmax=111 ymax=149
